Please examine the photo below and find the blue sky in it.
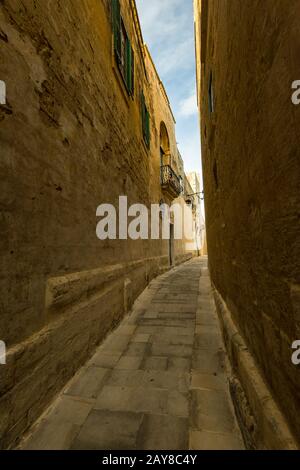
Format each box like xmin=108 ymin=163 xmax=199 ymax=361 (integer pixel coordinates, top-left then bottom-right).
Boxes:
xmin=135 ymin=0 xmax=201 ymax=176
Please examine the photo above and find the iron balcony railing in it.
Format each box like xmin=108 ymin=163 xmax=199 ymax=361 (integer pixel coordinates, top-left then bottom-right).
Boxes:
xmin=160 ymin=165 xmax=182 ymax=197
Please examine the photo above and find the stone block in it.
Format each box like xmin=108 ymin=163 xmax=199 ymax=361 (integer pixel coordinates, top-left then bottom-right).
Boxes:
xmin=167 ymin=391 xmax=189 ymax=418
xmin=194 ymin=330 xmax=223 ymax=350
xmin=95 ymin=386 xmax=133 ymax=411
xmin=151 ymin=343 xmax=192 ymax=358
xmin=102 ymin=335 xmax=131 ymax=353
xmin=115 ymin=325 xmax=137 ymax=336
xmin=105 ymin=369 xmax=145 ymax=388
xmin=191 ymin=372 xmax=227 ymax=391
xmin=141 ymin=356 xmax=168 ymax=371
xmin=132 ymin=333 xmax=151 ymax=343
xmin=71 ymin=410 xmax=143 ymax=450
xmin=152 ymin=334 xmax=194 ymax=346
xmin=168 ymin=357 xmax=191 ymax=372
xmin=64 ymin=367 xmax=109 ymax=399
xmin=189 ymin=430 xmax=244 ymax=450
xmin=190 ymin=389 xmax=236 ymax=434
xmin=137 ymin=414 xmax=189 ymax=450
xmin=192 ymin=349 xmax=225 ymax=374
xmin=22 ymin=396 xmax=92 ymax=450
xmin=125 ymin=342 xmax=150 ymax=357
xmin=115 ymin=355 xmax=143 ymax=370
xmin=87 ymin=352 xmax=122 ymax=368
xmin=142 ymin=370 xmax=189 ymax=393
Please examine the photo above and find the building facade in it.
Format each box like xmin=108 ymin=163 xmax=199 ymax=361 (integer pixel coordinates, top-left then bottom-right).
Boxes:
xmin=187 ymin=171 xmax=207 ymax=255
xmin=0 ymin=0 xmax=195 ymax=447
xmin=195 ymin=0 xmax=300 ymax=449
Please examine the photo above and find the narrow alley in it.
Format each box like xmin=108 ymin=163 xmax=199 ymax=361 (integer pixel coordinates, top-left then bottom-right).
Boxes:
xmin=1 ymin=0 xmax=300 ymax=457
xmin=20 ymin=258 xmax=243 ymax=450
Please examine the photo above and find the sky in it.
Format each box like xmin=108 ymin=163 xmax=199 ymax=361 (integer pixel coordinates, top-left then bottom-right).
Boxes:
xmin=135 ymin=0 xmax=202 ymax=177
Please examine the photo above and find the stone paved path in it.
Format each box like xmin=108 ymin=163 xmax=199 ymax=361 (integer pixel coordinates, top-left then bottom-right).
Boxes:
xmin=20 ymin=257 xmax=244 ymax=450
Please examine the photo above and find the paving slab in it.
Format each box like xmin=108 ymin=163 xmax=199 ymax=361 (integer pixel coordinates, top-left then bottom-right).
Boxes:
xmin=194 ymin=330 xmax=223 ymax=350
xmin=19 ymin=258 xmax=244 ymax=451
xmin=151 ymin=343 xmax=193 ymax=358
xmin=132 ymin=333 xmax=151 ymax=343
xmin=71 ymin=410 xmax=143 ymax=450
xmin=191 ymin=372 xmax=227 ymax=391
xmin=190 ymin=389 xmax=236 ymax=434
xmin=192 ymin=349 xmax=225 ymax=374
xmin=94 ymin=386 xmax=133 ymax=412
xmin=189 ymin=430 xmax=244 ymax=450
xmin=142 ymin=370 xmax=190 ymax=393
xmin=168 ymin=357 xmax=191 ymax=372
xmin=87 ymin=352 xmax=122 ymax=369
xmin=64 ymin=367 xmax=109 ymax=399
xmin=141 ymin=356 xmax=168 ymax=371
xmin=137 ymin=414 xmax=189 ymax=450
xmin=125 ymin=342 xmax=150 ymax=357
xmin=22 ymin=396 xmax=92 ymax=450
xmin=167 ymin=391 xmax=189 ymax=418
xmin=115 ymin=355 xmax=143 ymax=370
xmin=152 ymin=334 xmax=194 ymax=346
xmin=105 ymin=369 xmax=145 ymax=388
xmin=129 ymin=387 xmax=169 ymax=414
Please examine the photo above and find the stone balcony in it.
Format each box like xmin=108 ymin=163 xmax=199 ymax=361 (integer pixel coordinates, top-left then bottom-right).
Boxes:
xmin=160 ymin=165 xmax=183 ymax=199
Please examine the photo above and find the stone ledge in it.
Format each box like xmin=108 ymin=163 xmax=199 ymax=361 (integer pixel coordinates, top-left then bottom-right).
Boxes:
xmin=212 ymin=285 xmax=298 ymax=450
xmin=1 ymin=254 xmax=192 ymax=449
xmin=45 ymin=256 xmax=170 ymax=316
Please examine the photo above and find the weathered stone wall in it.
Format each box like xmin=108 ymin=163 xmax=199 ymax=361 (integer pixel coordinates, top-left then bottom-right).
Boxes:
xmin=197 ymin=0 xmax=300 ymax=446
xmin=0 ymin=0 xmax=192 ymax=447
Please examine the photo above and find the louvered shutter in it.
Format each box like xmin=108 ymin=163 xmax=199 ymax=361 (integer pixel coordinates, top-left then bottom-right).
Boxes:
xmin=112 ymin=0 xmax=121 ymax=62
xmin=146 ymin=109 xmax=150 ymax=148
xmin=126 ymin=39 xmax=134 ymax=95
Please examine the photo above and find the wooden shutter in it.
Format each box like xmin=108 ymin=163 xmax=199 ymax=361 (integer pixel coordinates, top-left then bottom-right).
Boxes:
xmin=146 ymin=109 xmax=150 ymax=148
xmin=141 ymin=92 xmax=150 ymax=149
xmin=112 ymin=0 xmax=121 ymax=61
xmin=141 ymin=92 xmax=146 ymax=138
xmin=126 ymin=39 xmax=134 ymax=95
xmin=130 ymin=47 xmax=135 ymax=95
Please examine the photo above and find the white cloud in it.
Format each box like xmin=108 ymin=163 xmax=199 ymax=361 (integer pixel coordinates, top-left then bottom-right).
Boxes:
xmin=136 ymin=0 xmax=202 ymax=174
xmin=136 ymin=0 xmax=193 ymax=79
xmin=136 ymin=0 xmax=186 ymax=42
xmin=154 ymin=36 xmax=195 ymax=77
xmin=178 ymin=93 xmax=198 ymax=117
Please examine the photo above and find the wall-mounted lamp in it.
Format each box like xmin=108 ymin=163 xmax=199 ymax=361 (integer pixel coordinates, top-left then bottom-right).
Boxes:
xmin=186 ymin=191 xmax=204 ymax=201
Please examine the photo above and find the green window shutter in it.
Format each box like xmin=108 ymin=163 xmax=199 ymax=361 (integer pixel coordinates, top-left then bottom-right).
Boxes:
xmin=126 ymin=39 xmax=134 ymax=94
xmin=146 ymin=109 xmax=150 ymax=148
xmin=141 ymin=92 xmax=146 ymax=138
xmin=131 ymin=47 xmax=135 ymax=95
xmin=112 ymin=0 xmax=121 ymax=61
xmin=141 ymin=92 xmax=150 ymax=149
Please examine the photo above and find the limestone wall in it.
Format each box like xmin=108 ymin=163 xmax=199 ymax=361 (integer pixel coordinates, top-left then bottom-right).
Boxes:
xmin=0 ymin=0 xmax=192 ymax=447
xmin=196 ymin=0 xmax=300 ymax=445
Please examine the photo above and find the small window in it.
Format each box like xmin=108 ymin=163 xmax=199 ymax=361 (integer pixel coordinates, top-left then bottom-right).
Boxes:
xmin=141 ymin=92 xmax=150 ymax=149
xmin=208 ymin=72 xmax=214 ymax=113
xmin=112 ymin=0 xmax=134 ymax=96
xmin=120 ymin=22 xmax=127 ymax=78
